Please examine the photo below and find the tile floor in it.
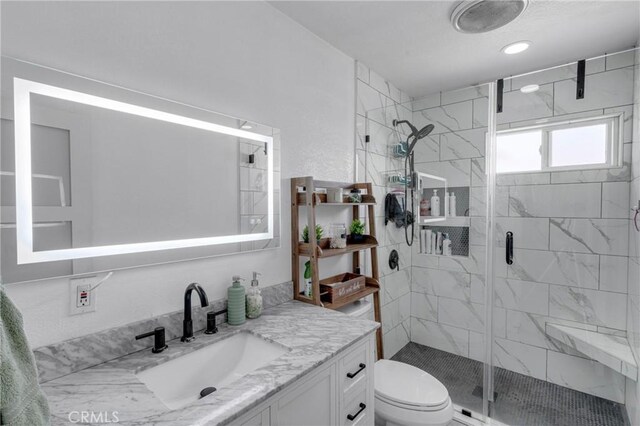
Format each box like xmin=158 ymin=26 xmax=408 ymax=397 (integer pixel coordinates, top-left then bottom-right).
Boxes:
xmin=391 ymin=342 xmax=628 ymax=426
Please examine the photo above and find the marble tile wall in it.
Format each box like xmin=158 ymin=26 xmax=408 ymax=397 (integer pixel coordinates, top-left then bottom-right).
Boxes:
xmin=408 ymin=51 xmax=636 ymax=404
xmin=625 ymin=46 xmax=640 ymax=426
xmin=409 ymin=85 xmax=492 ymax=375
xmin=355 ymin=61 xmax=412 ymax=358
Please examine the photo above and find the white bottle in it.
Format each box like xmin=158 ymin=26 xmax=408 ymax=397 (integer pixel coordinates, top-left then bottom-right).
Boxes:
xmin=436 ymin=232 xmax=442 ymax=255
xmin=430 ymin=231 xmax=437 ymax=254
xmin=431 ymin=189 xmax=440 ymax=217
xmin=426 ymin=230 xmax=433 ymax=254
xmin=449 ymin=192 xmax=457 ymax=217
xmin=444 ymin=192 xmax=450 ymax=218
xmin=443 ymin=234 xmax=452 ymax=256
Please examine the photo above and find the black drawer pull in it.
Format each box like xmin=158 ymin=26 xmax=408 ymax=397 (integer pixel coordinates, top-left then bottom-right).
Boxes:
xmin=346 ymin=363 xmax=366 ymax=379
xmin=347 ymin=403 xmax=366 ymax=421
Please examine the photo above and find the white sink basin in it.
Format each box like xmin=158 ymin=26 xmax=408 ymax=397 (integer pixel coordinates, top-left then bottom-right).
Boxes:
xmin=136 ymin=332 xmax=288 ymax=409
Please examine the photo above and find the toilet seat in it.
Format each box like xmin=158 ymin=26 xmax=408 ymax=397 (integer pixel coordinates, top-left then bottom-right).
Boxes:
xmin=375 ymin=392 xmax=450 ymax=412
xmin=375 ymin=360 xmax=449 ymax=409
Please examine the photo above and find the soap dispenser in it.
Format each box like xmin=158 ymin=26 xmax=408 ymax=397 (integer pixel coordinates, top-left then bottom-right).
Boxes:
xmin=227 ymin=276 xmax=246 ymax=325
xmin=431 ymin=189 xmax=440 ymax=217
xmin=246 ymin=272 xmax=263 ymax=319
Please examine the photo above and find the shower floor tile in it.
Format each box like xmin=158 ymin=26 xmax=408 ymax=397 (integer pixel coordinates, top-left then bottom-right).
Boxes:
xmin=391 ymin=342 xmax=628 ymax=426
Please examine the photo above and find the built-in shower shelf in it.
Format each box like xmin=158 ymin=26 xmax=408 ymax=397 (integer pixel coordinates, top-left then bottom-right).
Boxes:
xmin=419 ymin=217 xmax=470 ymax=227
xmin=547 ymin=323 xmax=637 ymax=381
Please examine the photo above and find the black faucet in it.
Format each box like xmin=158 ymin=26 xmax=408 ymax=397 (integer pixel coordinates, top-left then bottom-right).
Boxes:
xmin=181 ymin=283 xmax=209 ymax=342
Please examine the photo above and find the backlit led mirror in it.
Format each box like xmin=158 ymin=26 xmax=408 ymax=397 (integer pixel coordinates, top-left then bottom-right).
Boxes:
xmin=0 ymin=57 xmax=281 ymax=283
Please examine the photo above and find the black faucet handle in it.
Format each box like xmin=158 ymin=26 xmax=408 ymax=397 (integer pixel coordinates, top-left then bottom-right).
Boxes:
xmin=136 ymin=327 xmax=168 ymax=353
xmin=205 ymin=312 xmax=217 ymax=334
xmin=204 ymin=309 xmax=227 ymax=334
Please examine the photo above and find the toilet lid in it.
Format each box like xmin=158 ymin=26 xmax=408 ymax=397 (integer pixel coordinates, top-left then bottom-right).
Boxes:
xmin=375 ymin=360 xmax=449 ymax=408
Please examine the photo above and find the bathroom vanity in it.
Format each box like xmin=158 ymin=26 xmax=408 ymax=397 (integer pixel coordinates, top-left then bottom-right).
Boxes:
xmin=38 ymin=301 xmax=378 ymax=425
xmin=234 ymin=330 xmax=375 ymax=426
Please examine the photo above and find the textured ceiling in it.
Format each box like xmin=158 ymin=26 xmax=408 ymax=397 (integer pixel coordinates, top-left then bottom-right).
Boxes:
xmin=270 ymin=0 xmax=640 ymax=97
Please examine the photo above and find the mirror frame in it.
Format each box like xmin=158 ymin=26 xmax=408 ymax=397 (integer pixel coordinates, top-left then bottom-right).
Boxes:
xmin=14 ymin=77 xmax=274 ymax=264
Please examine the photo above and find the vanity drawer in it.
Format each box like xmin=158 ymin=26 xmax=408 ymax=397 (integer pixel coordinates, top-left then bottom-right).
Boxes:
xmin=341 ymin=387 xmax=371 ymax=426
xmin=340 ymin=340 xmax=370 ymax=395
xmin=239 ymin=407 xmax=270 ymax=426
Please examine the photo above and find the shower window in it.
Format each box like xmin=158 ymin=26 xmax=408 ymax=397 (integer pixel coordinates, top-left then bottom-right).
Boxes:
xmin=497 ymin=113 xmax=622 ymax=173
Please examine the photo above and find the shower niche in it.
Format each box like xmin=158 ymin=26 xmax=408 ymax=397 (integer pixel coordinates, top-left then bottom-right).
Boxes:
xmin=416 ymin=172 xmax=470 ymax=257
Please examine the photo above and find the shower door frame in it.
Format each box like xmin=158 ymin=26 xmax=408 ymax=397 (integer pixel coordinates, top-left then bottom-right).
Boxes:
xmin=482 ymin=81 xmax=498 ymax=419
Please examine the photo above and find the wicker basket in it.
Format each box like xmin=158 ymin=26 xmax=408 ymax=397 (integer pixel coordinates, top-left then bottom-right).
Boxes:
xmin=319 ymin=273 xmax=366 ymax=304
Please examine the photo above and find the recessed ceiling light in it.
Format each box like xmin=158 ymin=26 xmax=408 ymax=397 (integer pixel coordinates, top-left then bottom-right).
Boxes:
xmin=241 ymin=124 xmax=253 ymax=129
xmin=520 ymin=84 xmax=540 ymax=94
xmin=502 ymin=41 xmax=530 ymax=55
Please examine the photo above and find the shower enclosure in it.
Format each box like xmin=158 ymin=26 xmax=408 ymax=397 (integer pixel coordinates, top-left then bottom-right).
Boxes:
xmin=360 ymin=47 xmax=639 ymax=425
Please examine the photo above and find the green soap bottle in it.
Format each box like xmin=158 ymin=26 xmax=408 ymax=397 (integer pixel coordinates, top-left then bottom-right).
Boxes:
xmin=227 ymin=276 xmax=246 ymax=325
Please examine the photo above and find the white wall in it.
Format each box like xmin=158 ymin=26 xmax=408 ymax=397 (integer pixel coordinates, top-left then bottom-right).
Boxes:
xmin=1 ymin=1 xmax=355 ymax=348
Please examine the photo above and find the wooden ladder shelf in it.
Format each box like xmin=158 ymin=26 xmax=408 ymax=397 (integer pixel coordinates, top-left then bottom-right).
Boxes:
xmin=291 ymin=176 xmax=383 ymax=359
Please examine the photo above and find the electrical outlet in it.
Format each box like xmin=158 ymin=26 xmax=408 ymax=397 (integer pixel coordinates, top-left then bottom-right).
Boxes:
xmin=69 ymin=277 xmax=97 ymax=315
xmin=77 ymin=284 xmax=91 ymax=307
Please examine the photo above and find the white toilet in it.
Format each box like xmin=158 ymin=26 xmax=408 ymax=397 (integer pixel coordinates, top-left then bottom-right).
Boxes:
xmin=374 ymin=359 xmax=453 ymax=426
xmin=338 ymin=299 xmax=454 ymax=426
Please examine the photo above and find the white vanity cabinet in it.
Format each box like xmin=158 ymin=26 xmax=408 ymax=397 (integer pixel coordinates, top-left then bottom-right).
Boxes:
xmin=234 ymin=332 xmax=375 ymax=426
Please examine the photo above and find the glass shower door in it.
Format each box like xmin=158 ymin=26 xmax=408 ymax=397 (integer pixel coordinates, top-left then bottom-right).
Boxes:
xmin=486 ymin=49 xmax=637 ymax=425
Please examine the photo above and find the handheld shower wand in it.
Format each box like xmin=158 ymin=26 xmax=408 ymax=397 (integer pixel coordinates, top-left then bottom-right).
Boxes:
xmin=392 ymin=120 xmax=435 ymax=246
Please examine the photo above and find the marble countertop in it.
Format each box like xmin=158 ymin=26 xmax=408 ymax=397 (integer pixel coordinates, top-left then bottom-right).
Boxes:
xmin=42 ymin=301 xmax=379 ymax=425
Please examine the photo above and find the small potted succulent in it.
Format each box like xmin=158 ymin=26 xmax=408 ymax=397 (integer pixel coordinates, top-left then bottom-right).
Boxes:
xmin=349 ymin=219 xmax=366 ymax=243
xmin=302 ymin=224 xmax=324 ymax=243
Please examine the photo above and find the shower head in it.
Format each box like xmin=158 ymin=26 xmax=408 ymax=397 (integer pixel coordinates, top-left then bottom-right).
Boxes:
xmin=415 ymin=124 xmax=435 ymax=140
xmin=407 ymin=124 xmax=435 ymax=154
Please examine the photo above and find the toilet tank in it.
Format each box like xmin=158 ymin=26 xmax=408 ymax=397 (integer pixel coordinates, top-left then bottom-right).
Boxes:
xmin=336 ymin=297 xmax=374 ymax=321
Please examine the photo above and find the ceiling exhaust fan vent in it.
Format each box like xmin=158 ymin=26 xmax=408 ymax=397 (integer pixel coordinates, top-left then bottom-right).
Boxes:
xmin=451 ymin=0 xmax=528 ymax=34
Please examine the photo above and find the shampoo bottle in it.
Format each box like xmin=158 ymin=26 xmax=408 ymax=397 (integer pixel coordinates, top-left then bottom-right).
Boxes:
xmin=430 ymin=231 xmax=437 ymax=254
xmin=443 ymin=233 xmax=452 ymax=256
xmin=431 ymin=190 xmax=440 ymax=217
xmin=420 ymin=196 xmax=430 ymax=217
xmin=449 ymin=192 xmax=457 ymax=217
xmin=227 ymin=276 xmax=246 ymax=325
xmin=444 ymin=192 xmax=450 ymax=218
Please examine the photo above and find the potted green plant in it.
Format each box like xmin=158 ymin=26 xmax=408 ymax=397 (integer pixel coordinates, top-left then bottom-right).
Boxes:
xmin=349 ymin=219 xmax=366 ymax=243
xmin=302 ymin=224 xmax=324 ymax=243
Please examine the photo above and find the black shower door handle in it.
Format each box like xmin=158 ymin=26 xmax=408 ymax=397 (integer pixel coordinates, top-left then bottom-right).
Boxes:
xmin=506 ymin=231 xmax=513 ymax=265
